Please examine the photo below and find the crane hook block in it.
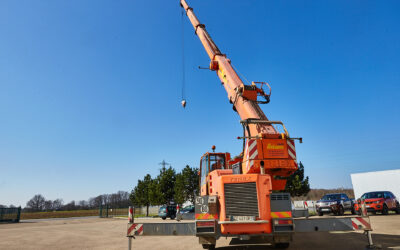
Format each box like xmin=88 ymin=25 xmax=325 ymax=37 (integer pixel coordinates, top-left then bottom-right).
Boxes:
xmin=181 ymin=99 xmax=187 ymax=108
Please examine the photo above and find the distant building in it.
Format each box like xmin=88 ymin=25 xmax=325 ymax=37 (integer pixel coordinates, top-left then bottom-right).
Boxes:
xmin=350 ymin=169 xmax=400 ymax=199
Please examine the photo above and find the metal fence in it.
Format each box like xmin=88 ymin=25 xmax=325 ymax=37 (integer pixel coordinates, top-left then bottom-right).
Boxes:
xmin=293 ymin=200 xmax=317 ymax=213
xmin=0 ymin=207 xmax=21 ymax=223
xmin=99 ymin=205 xmax=161 ymax=218
xmin=99 ymin=205 xmax=129 ymax=218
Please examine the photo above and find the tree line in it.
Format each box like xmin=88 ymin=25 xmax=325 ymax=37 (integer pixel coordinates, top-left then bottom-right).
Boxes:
xmin=18 ymin=191 xmax=131 ymax=212
xmin=1 ymin=162 xmax=309 ymax=213
xmin=128 ymin=162 xmax=310 ymax=217
xmin=130 ymin=165 xmax=199 ymax=216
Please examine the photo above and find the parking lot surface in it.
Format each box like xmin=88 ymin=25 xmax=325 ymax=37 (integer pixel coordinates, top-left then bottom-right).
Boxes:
xmin=0 ymin=214 xmax=399 ymax=249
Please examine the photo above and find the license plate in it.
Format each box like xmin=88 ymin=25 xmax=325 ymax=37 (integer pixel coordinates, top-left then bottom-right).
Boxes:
xmin=232 ymin=216 xmax=256 ymax=221
xmin=321 ymin=208 xmax=330 ymax=211
xmin=366 ymin=205 xmax=370 ymax=208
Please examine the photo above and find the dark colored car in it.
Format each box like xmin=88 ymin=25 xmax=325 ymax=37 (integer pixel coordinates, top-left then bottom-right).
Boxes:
xmin=354 ymin=191 xmax=400 ymax=215
xmin=315 ymin=193 xmax=355 ymax=216
xmin=158 ymin=205 xmax=177 ymax=220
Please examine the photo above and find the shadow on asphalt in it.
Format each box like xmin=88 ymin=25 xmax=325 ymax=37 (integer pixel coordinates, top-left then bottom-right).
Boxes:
xmin=214 ymin=232 xmax=400 ymax=249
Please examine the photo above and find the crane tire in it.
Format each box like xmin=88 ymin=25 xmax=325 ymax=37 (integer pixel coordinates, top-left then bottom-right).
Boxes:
xmin=273 ymin=242 xmax=290 ymax=249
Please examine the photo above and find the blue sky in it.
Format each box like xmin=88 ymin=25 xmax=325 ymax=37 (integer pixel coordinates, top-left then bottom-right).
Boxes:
xmin=1 ymin=0 xmax=399 ymax=206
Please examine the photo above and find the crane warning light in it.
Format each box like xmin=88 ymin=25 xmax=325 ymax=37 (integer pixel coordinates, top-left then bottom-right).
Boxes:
xmin=212 ymin=145 xmax=216 ymax=152
xmin=181 ymin=100 xmax=187 ymax=108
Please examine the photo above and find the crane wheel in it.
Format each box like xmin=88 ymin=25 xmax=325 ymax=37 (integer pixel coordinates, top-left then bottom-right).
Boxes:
xmin=273 ymin=242 xmax=290 ymax=249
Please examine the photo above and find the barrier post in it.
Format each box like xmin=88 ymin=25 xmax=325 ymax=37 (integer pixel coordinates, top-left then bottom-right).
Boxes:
xmin=127 ymin=206 xmax=135 ymax=250
xmin=128 ymin=237 xmax=132 ymax=250
xmin=16 ymin=207 xmax=21 ymax=222
xmin=360 ymin=199 xmax=368 ymax=217
xmin=129 ymin=206 xmax=134 ymax=223
xmin=176 ymin=204 xmax=181 ymax=221
xmin=359 ymin=199 xmax=380 ymax=249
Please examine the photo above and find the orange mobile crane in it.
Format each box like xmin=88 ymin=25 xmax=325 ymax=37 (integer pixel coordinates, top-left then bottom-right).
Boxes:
xmin=180 ymin=0 xmax=300 ymax=247
xmin=126 ymin=1 xmax=375 ymax=249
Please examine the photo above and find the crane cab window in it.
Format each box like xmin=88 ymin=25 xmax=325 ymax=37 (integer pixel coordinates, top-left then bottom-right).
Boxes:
xmin=210 ymin=154 xmax=225 ymax=171
xmin=200 ymin=155 xmax=209 ymax=186
xmin=200 ymin=154 xmax=226 ymax=187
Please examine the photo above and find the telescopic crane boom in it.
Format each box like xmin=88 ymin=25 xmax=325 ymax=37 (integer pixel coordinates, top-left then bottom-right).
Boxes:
xmin=181 ymin=0 xmax=300 ymax=182
xmin=181 ymin=0 xmax=275 ymax=135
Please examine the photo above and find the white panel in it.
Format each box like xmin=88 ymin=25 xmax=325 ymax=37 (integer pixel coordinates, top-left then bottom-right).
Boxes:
xmin=351 ymin=169 xmax=400 ymax=199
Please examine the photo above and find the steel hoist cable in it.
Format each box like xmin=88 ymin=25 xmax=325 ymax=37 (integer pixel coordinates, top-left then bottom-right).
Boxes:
xmin=181 ymin=9 xmax=187 ymax=108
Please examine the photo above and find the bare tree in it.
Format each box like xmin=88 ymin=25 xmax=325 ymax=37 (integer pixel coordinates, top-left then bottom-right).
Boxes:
xmin=52 ymin=199 xmax=64 ymax=210
xmin=63 ymin=201 xmax=76 ymax=211
xmin=78 ymin=200 xmax=88 ymax=209
xmin=44 ymin=200 xmax=53 ymax=211
xmin=109 ymin=193 xmax=119 ymax=207
xmin=91 ymin=195 xmax=104 ymax=208
xmin=118 ymin=191 xmax=129 ymax=201
xmin=117 ymin=191 xmax=131 ymax=208
xmin=87 ymin=192 xmax=131 ymax=209
xmin=26 ymin=194 xmax=46 ymax=212
xmin=103 ymin=194 xmax=111 ymax=205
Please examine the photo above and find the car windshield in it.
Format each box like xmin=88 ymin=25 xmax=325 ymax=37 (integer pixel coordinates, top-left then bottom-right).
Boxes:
xmin=159 ymin=207 xmax=166 ymax=212
xmin=182 ymin=206 xmax=194 ymax=211
xmin=362 ymin=192 xmax=384 ymax=199
xmin=321 ymin=194 xmax=340 ymax=200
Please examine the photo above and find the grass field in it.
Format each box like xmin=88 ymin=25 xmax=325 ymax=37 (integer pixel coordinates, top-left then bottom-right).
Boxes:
xmin=20 ymin=208 xmax=158 ymax=220
xmin=21 ymin=209 xmax=99 ymax=220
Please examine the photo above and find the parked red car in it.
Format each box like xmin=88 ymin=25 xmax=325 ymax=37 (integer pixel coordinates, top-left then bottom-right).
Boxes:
xmin=354 ymin=191 xmax=400 ymax=215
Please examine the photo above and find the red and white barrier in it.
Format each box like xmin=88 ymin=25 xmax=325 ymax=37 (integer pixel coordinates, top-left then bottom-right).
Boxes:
xmin=128 ymin=206 xmax=134 ymax=223
xmin=351 ymin=217 xmax=372 ymax=231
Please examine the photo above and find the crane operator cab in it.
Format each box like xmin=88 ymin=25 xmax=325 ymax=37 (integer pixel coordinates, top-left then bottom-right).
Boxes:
xmin=199 ymin=151 xmax=231 ymax=195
